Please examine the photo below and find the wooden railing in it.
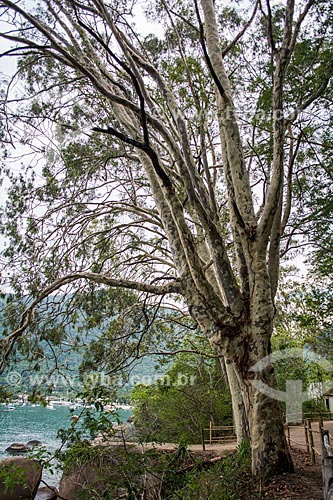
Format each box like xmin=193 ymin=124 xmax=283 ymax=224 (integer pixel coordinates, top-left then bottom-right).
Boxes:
xmin=201 ymin=422 xmax=236 ymax=450
xmin=283 ymin=411 xmax=333 ymax=425
xmin=285 ymin=413 xmax=332 ymax=464
xmin=304 ymin=419 xmax=321 ymax=464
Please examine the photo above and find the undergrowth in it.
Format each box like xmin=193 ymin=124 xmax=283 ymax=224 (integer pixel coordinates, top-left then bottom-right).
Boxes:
xmin=59 ymin=439 xmax=288 ymax=499
xmin=170 ymin=439 xmax=262 ymax=500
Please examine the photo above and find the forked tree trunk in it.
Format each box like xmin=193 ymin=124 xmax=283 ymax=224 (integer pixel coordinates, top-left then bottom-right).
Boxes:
xmin=217 ymin=327 xmax=294 ymax=475
xmin=204 ymin=318 xmax=293 ymax=474
xmin=204 ymin=258 xmax=294 ymax=475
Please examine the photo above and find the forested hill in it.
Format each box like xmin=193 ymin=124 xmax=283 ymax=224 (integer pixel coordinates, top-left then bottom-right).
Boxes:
xmin=0 ymin=294 xmax=168 ymax=398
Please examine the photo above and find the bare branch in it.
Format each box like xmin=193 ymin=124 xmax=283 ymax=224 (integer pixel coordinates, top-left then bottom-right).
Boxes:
xmin=281 ymin=130 xmax=303 ymax=234
xmin=222 ymin=1 xmax=259 ymax=57
xmin=262 ymin=0 xmax=276 ymax=52
xmin=289 ymin=0 xmax=316 ymax=53
xmin=285 ymin=59 xmax=333 ymax=124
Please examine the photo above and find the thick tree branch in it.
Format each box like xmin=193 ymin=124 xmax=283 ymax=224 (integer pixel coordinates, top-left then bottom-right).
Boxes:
xmin=281 ymin=130 xmax=303 ymax=235
xmin=0 ymin=273 xmax=182 ymax=372
xmin=199 ymin=0 xmax=256 ymax=230
xmin=281 ymin=0 xmax=295 ymax=55
xmin=257 ymin=0 xmax=296 ymax=245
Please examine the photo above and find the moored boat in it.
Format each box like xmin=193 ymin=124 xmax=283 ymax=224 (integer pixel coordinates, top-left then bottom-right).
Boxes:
xmin=0 ymin=404 xmax=16 ymax=412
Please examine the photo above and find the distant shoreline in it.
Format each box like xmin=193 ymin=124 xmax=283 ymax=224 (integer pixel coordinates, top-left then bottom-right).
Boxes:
xmin=0 ymin=400 xmax=132 ymax=411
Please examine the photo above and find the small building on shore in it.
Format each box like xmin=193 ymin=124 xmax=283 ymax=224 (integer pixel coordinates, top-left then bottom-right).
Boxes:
xmin=323 ymin=387 xmax=333 ymax=414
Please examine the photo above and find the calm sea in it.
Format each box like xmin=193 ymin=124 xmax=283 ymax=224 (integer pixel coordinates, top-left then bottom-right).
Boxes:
xmin=0 ymin=404 xmax=132 ymax=486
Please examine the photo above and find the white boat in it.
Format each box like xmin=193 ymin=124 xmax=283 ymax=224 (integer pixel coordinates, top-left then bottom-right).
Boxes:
xmin=2 ymin=404 xmax=16 ymax=412
xmin=50 ymin=400 xmax=72 ymax=406
xmin=46 ymin=403 xmax=55 ymax=410
xmin=113 ymin=404 xmax=132 ymax=411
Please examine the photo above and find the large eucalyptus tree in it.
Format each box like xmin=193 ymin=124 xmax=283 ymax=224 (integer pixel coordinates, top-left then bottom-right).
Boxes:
xmin=0 ymin=0 xmax=332 ymax=475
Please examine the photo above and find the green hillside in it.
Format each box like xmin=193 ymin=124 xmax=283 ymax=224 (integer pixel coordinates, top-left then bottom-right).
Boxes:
xmin=0 ymin=294 xmax=169 ymax=400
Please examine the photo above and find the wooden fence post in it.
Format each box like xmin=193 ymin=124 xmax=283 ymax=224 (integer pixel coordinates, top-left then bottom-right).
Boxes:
xmin=305 ymin=419 xmax=310 ymax=456
xmin=201 ymin=426 xmax=205 ymax=451
xmin=308 ymin=420 xmax=316 ymax=464
xmin=287 ymin=425 xmax=291 ymax=449
xmin=321 ymin=429 xmax=333 ymax=500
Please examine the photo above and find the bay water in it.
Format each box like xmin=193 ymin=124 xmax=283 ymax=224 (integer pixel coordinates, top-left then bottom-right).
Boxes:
xmin=0 ymin=404 xmax=132 ymax=486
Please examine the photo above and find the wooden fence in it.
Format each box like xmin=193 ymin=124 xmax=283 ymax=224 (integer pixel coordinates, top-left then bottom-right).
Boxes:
xmin=284 ymin=412 xmax=333 ymax=500
xmin=285 ymin=412 xmax=332 ymax=465
xmin=304 ymin=418 xmax=322 ymax=464
xmin=201 ymin=422 xmax=236 ymax=450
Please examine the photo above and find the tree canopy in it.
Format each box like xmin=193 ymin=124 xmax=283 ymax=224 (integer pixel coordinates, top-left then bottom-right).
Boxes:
xmin=0 ymin=0 xmax=333 ymax=476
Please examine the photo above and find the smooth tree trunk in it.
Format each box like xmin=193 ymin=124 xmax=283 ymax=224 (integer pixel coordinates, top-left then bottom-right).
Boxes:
xmin=246 ymin=369 xmax=291 ymax=475
xmin=225 ymin=361 xmax=249 ymax=443
xmin=199 ymin=0 xmax=294 ymax=476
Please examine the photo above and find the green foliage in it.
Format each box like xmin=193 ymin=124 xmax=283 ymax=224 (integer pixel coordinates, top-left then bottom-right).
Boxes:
xmin=60 ymin=441 xmax=146 ymax=500
xmin=273 ymin=278 xmax=333 ymax=417
xmin=59 ymin=438 xmax=258 ymax=500
xmin=0 ymin=290 xmax=176 ymax=399
xmin=54 ymin=389 xmax=120 ymax=455
xmin=0 ymin=463 xmax=29 ymax=495
xmin=0 ymin=384 xmax=12 ymax=401
xmin=171 ymin=439 xmax=261 ymax=500
xmin=275 ymin=279 xmax=333 ymax=360
xmin=131 ymin=353 xmax=232 ymax=444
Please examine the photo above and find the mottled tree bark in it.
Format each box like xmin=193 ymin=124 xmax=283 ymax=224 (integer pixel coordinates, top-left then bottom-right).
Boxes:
xmin=199 ymin=0 xmax=294 ymax=475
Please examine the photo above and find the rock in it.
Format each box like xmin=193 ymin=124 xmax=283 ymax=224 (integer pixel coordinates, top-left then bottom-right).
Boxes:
xmin=26 ymin=440 xmax=43 ymax=448
xmin=113 ymin=422 xmax=138 ymax=442
xmin=59 ymin=444 xmax=142 ymax=500
xmin=35 ymin=485 xmax=58 ymax=500
xmin=0 ymin=456 xmax=42 ymax=500
xmin=59 ymin=444 xmax=177 ymax=500
xmin=5 ymin=443 xmax=31 ymax=455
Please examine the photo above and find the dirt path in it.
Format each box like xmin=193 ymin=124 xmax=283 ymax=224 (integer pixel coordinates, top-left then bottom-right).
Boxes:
xmin=106 ymin=420 xmax=333 ymax=459
xmin=139 ymin=440 xmax=236 ymax=455
xmin=137 ymin=438 xmax=324 ymax=499
xmin=262 ymin=448 xmax=323 ymax=500
xmin=139 ymin=419 xmax=333 ymax=457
